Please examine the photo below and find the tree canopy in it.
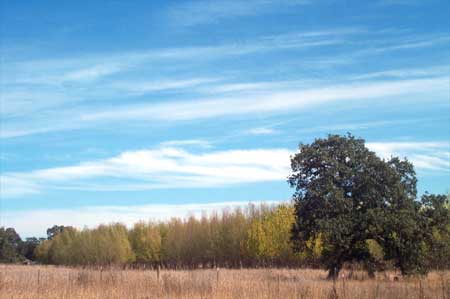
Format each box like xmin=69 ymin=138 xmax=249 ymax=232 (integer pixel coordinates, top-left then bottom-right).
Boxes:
xmin=0 ymin=227 xmax=22 ymax=263
xmin=289 ymin=134 xmax=445 ymax=277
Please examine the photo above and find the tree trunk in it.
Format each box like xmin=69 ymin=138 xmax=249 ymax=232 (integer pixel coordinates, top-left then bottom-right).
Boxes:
xmin=327 ymin=264 xmax=341 ymax=280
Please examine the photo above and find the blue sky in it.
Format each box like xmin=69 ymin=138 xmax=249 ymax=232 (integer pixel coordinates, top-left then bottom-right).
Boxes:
xmin=0 ymin=0 xmax=449 ymax=237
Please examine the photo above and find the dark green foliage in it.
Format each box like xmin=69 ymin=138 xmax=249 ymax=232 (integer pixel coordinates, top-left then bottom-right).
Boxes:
xmin=420 ymin=193 xmax=450 ymax=269
xmin=19 ymin=237 xmax=41 ymax=260
xmin=47 ymin=225 xmax=69 ymax=240
xmin=0 ymin=227 xmax=23 ymax=263
xmin=375 ymin=158 xmax=429 ymax=276
xmin=289 ymin=134 xmax=434 ymax=277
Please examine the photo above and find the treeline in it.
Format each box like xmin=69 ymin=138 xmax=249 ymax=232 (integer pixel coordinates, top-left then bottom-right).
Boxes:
xmin=2 ymin=204 xmax=320 ymax=268
xmin=34 ymin=204 xmax=312 ymax=268
xmin=2 ymin=199 xmax=448 ymax=270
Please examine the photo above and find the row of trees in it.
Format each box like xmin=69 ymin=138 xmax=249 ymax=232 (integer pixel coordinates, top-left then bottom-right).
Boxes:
xmin=2 ymin=197 xmax=448 ymax=271
xmin=31 ymin=204 xmax=313 ymax=268
xmin=34 ymin=223 xmax=134 ymax=266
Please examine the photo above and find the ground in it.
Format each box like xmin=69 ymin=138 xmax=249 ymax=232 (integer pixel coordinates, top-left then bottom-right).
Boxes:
xmin=1 ymin=265 xmax=449 ymax=299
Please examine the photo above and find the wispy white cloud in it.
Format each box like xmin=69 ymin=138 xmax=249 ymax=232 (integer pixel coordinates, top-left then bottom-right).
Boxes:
xmin=159 ymin=139 xmax=213 ymax=148
xmin=355 ymin=34 xmax=450 ymax=55
xmin=0 ymin=89 xmax=71 ymax=118
xmin=81 ymin=76 xmax=449 ymax=122
xmin=0 ymin=77 xmax=221 ymax=119
xmin=245 ymin=127 xmax=278 ymax=135
xmin=0 ymin=146 xmax=292 ymax=198
xmin=377 ymin=0 xmax=427 ymax=6
xmin=167 ymin=0 xmax=310 ymax=27
xmin=2 ymin=200 xmax=283 ymax=238
xmin=0 ymin=176 xmax=40 ymax=198
xmin=112 ymin=78 xmax=220 ymax=95
xmin=196 ymin=80 xmax=314 ymax=94
xmin=366 ymin=141 xmax=450 ymax=171
xmin=3 ymin=59 xmax=132 ymax=86
xmin=1 ymin=28 xmax=361 ymax=120
xmin=351 ymin=66 xmax=449 ymax=80
xmin=61 ymin=64 xmax=124 ymax=82
xmin=292 ymin=119 xmax=433 ymax=134
xmin=2 ymin=28 xmax=445 ymax=94
xmin=1 ymin=29 xmax=444 ymax=94
xmin=1 ymin=26 xmax=448 ymax=139
xmin=1 ymin=28 xmax=355 ymax=88
xmin=1 ymin=75 xmax=447 ymax=138
xmin=2 ymin=140 xmax=448 ymax=199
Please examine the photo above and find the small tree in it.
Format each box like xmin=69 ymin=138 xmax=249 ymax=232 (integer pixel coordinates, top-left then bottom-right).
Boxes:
xmin=289 ymin=134 xmax=427 ymax=278
xmin=0 ymin=227 xmax=23 ymax=263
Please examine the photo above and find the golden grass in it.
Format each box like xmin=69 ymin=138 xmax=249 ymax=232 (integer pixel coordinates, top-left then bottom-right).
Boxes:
xmin=0 ymin=264 xmax=449 ymax=299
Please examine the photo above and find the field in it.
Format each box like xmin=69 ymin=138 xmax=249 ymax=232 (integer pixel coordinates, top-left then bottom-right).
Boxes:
xmin=1 ymin=265 xmax=449 ymax=299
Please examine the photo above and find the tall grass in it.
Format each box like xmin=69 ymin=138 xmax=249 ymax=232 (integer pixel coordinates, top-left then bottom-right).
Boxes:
xmin=0 ymin=264 xmax=449 ymax=299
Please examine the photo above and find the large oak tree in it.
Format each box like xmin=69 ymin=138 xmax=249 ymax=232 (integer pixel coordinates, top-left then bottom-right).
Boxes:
xmin=289 ymin=134 xmax=427 ymax=278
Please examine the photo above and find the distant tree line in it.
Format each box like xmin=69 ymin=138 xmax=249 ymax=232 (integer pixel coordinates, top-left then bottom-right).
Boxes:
xmin=30 ymin=204 xmax=311 ymax=268
xmin=1 ymin=203 xmax=322 ymax=268
xmin=1 ymin=134 xmax=449 ymax=276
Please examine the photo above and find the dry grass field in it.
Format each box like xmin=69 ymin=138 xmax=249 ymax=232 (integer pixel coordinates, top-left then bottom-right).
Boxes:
xmin=0 ymin=264 xmax=449 ymax=299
